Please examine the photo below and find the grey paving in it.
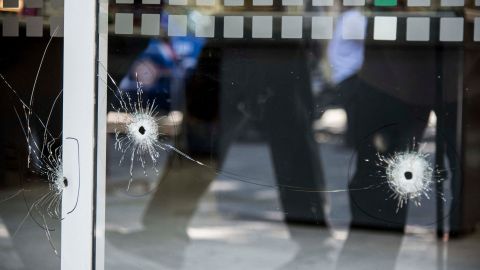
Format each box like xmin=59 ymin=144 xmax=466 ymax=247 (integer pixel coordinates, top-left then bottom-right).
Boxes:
xmin=0 ymin=138 xmax=478 ymax=269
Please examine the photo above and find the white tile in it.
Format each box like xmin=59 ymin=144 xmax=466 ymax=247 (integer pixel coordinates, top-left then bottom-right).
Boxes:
xmin=26 ymin=16 xmax=43 ymax=37
xmin=141 ymin=14 xmax=160 ymax=35
xmin=253 ymin=0 xmax=272 ymax=5
xmin=143 ymin=0 xmax=161 ymax=3
xmin=282 ymin=16 xmax=303 ymax=39
xmin=49 ymin=16 xmax=64 ymax=37
xmin=252 ymin=16 xmax=272 ymax=38
xmin=439 ymin=17 xmax=463 ymax=42
xmin=2 ymin=17 xmax=19 ymax=37
xmin=195 ymin=15 xmax=215 ymax=38
xmin=224 ymin=16 xmax=244 ymax=38
xmin=115 ymin=13 xmax=133 ymax=34
xmin=441 ymin=0 xmax=464 ymax=6
xmin=224 ymin=0 xmax=243 ymax=6
xmin=475 ymin=18 xmax=480 ymax=42
xmin=170 ymin=0 xmax=187 ymax=5
xmin=25 ymin=0 xmax=43 ymax=8
xmin=407 ymin=0 xmax=430 ymax=6
xmin=313 ymin=0 xmax=333 ymax=5
xmin=343 ymin=0 xmax=365 ymax=6
xmin=406 ymin=17 xmax=429 ymax=41
xmin=283 ymin=0 xmax=303 ymax=5
xmin=374 ymin=16 xmax=397 ymax=41
xmin=168 ymin=15 xmax=187 ymax=36
xmin=312 ymin=16 xmax=333 ymax=39
xmin=116 ymin=0 xmax=134 ymax=3
xmin=197 ymin=0 xmax=215 ymax=5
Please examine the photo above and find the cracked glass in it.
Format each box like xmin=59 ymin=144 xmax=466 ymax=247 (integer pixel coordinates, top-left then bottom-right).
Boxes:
xmin=1 ymin=0 xmax=480 ymax=269
xmin=99 ymin=1 xmax=480 ymax=269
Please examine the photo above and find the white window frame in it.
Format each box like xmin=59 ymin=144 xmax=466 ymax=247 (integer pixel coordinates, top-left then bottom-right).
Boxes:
xmin=62 ymin=0 xmax=107 ymax=269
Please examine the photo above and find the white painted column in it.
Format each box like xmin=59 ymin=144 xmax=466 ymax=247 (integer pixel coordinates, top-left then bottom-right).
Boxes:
xmin=62 ymin=0 xmax=100 ymax=269
xmin=95 ymin=0 xmax=109 ymax=269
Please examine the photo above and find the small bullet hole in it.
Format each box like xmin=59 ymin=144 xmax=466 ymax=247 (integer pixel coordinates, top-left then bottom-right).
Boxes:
xmin=404 ymin=171 xmax=413 ymax=180
xmin=63 ymin=177 xmax=68 ymax=187
xmin=138 ymin=126 xmax=146 ymax=135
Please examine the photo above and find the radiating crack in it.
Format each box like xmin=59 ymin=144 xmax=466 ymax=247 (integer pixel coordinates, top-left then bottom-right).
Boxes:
xmin=0 ymin=27 xmax=80 ymax=255
xmin=376 ymin=141 xmax=445 ymax=212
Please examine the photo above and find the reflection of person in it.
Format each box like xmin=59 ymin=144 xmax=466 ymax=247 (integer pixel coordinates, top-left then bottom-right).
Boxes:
xmin=339 ymin=15 xmax=463 ymax=232
xmin=327 ymin=7 xmax=422 ymax=233
xmin=145 ymin=40 xmax=327 ymax=224
xmin=118 ymin=9 xmax=206 ymax=113
xmin=346 ymin=35 xmax=434 ymax=230
xmin=218 ymin=43 xmax=327 ymax=224
xmin=139 ymin=37 xmax=327 ymax=269
xmin=327 ymin=8 xmax=367 ymax=147
xmin=328 ymin=8 xmax=366 ymax=86
xmin=334 ymin=15 xmax=465 ymax=270
xmin=333 ymin=8 xmax=432 ymax=270
xmin=142 ymin=38 xmax=327 ymax=261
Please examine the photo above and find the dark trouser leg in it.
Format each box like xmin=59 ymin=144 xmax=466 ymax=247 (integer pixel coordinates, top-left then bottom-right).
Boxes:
xmin=348 ymin=81 xmax=430 ymax=230
xmin=264 ymin=96 xmax=326 ymax=224
xmin=261 ymin=50 xmax=326 ymax=224
xmin=142 ymin=45 xmax=249 ymax=230
xmin=441 ymin=102 xmax=463 ymax=234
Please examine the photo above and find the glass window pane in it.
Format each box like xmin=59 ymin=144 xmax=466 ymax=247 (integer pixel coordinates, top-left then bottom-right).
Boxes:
xmin=0 ymin=0 xmax=64 ymax=267
xmin=100 ymin=1 xmax=480 ymax=269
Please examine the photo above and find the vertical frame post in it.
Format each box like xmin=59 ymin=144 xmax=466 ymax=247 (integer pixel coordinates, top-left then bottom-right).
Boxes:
xmin=95 ymin=0 xmax=109 ymax=269
xmin=62 ymin=0 xmax=101 ymax=269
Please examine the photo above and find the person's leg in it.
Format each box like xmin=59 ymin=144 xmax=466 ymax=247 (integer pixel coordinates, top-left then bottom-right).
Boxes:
xmin=348 ymin=81 xmax=430 ymax=230
xmin=260 ymin=46 xmax=327 ymax=224
xmin=265 ymin=103 xmax=327 ymax=224
xmin=338 ymin=76 xmax=360 ymax=148
xmin=142 ymin=45 xmax=247 ymax=231
xmin=442 ymin=102 xmax=463 ymax=235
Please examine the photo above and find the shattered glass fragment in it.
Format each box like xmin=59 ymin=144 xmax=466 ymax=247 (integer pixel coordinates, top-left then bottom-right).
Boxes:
xmin=376 ymin=142 xmax=445 ymax=212
xmin=0 ymin=27 xmax=80 ymax=254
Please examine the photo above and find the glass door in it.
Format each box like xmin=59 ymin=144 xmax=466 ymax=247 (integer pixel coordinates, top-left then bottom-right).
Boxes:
xmin=96 ymin=1 xmax=480 ymax=270
xmin=4 ymin=0 xmax=480 ymax=269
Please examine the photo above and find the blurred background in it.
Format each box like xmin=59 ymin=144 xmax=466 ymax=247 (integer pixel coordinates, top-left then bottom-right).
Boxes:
xmin=1 ymin=0 xmax=480 ymax=269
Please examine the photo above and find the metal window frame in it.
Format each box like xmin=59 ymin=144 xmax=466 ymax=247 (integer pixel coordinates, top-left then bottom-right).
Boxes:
xmin=62 ymin=0 xmax=107 ymax=269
